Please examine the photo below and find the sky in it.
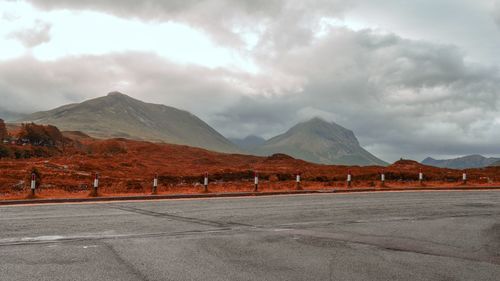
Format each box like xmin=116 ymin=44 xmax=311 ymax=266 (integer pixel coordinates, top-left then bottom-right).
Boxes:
xmin=1 ymin=0 xmax=500 ymax=162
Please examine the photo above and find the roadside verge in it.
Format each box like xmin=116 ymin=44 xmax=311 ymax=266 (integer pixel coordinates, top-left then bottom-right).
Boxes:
xmin=1 ymin=186 xmax=500 ymax=206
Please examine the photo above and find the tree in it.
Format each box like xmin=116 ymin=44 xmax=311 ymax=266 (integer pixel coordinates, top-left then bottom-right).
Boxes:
xmin=0 ymin=119 xmax=7 ymax=141
xmin=18 ymin=123 xmax=63 ymax=146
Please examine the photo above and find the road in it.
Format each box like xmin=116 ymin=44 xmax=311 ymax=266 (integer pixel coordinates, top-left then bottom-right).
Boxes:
xmin=0 ymin=191 xmax=499 ymax=281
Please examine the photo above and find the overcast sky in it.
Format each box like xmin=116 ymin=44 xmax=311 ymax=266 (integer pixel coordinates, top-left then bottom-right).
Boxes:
xmin=1 ymin=0 xmax=500 ymax=162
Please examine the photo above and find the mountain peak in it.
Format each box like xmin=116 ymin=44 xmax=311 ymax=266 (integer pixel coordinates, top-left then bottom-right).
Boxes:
xmin=19 ymin=93 xmax=240 ymax=153
xmin=303 ymin=117 xmax=329 ymax=125
xmin=106 ymin=91 xmax=135 ymax=101
xmin=255 ymin=118 xmax=387 ymax=166
xmin=107 ymin=91 xmax=127 ymax=97
xmin=291 ymin=117 xmax=355 ymax=140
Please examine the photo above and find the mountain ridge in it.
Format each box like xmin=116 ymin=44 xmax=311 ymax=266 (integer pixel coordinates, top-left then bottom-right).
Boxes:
xmin=421 ymin=154 xmax=500 ymax=169
xmin=0 ymin=107 xmax=27 ymax=121
xmin=253 ymin=117 xmax=387 ymax=166
xmin=489 ymin=160 xmax=500 ymax=167
xmin=18 ymin=93 xmax=387 ymax=165
xmin=19 ymin=92 xmax=241 ymax=153
xmin=230 ymin=135 xmax=266 ymax=151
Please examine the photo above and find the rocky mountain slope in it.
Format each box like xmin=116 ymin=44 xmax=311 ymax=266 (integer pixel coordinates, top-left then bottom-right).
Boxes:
xmin=422 ymin=155 xmax=500 ymax=169
xmin=253 ymin=118 xmax=387 ymax=166
xmin=489 ymin=160 xmax=500 ymax=167
xmin=230 ymin=135 xmax=266 ymax=151
xmin=19 ymin=92 xmax=240 ymax=153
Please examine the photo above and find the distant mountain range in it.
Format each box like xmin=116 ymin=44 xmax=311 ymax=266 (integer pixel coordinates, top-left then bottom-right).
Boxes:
xmin=16 ymin=92 xmax=386 ymax=165
xmin=19 ymin=92 xmax=240 ymax=153
xmin=421 ymin=155 xmax=500 ymax=169
xmin=229 ymin=135 xmax=266 ymax=151
xmin=240 ymin=118 xmax=387 ymax=166
xmin=0 ymin=107 xmax=26 ymax=121
xmin=490 ymin=160 xmax=500 ymax=167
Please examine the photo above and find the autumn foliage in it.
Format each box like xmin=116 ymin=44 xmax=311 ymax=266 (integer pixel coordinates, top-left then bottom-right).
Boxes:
xmin=0 ymin=119 xmax=7 ymax=140
xmin=0 ymin=123 xmax=499 ymax=199
xmin=0 ymin=135 xmax=498 ymax=200
xmin=17 ymin=123 xmax=64 ymax=146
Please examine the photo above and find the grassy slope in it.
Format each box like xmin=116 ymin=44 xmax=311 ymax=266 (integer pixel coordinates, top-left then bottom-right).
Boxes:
xmin=255 ymin=118 xmax=387 ymax=166
xmin=20 ymin=92 xmax=240 ymax=153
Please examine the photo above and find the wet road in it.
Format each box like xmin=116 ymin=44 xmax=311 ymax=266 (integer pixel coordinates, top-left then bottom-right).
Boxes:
xmin=0 ymin=191 xmax=499 ymax=281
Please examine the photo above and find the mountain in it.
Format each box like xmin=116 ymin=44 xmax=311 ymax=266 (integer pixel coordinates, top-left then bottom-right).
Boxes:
xmin=253 ymin=117 xmax=387 ymax=166
xmin=19 ymin=92 xmax=240 ymax=153
xmin=421 ymin=155 xmax=500 ymax=169
xmin=489 ymin=160 xmax=500 ymax=167
xmin=0 ymin=107 xmax=26 ymax=121
xmin=230 ymin=135 xmax=266 ymax=151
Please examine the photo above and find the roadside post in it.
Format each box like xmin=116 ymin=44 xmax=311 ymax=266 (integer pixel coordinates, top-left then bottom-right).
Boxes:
xmin=347 ymin=170 xmax=352 ymax=188
xmin=462 ymin=171 xmax=467 ymax=185
xmin=93 ymin=173 xmax=99 ymax=196
xmin=152 ymin=173 xmax=158 ymax=194
xmin=419 ymin=169 xmax=424 ymax=186
xmin=296 ymin=172 xmax=302 ymax=190
xmin=254 ymin=171 xmax=259 ymax=192
xmin=204 ymin=172 xmax=209 ymax=193
xmin=381 ymin=170 xmax=385 ymax=187
xmin=30 ymin=173 xmax=36 ymax=196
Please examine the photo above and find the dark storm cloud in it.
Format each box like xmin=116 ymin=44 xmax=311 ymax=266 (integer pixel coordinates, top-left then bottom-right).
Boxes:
xmin=7 ymin=20 xmax=51 ymax=48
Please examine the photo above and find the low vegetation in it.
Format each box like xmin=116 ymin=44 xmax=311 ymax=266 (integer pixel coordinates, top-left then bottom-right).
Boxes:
xmin=0 ymin=119 xmax=7 ymax=141
xmin=0 ymin=122 xmax=499 ymax=199
xmin=0 ymin=123 xmax=66 ymax=159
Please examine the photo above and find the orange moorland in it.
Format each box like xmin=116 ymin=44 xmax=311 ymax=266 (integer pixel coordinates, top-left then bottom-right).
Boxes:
xmin=0 ymin=127 xmax=499 ymax=200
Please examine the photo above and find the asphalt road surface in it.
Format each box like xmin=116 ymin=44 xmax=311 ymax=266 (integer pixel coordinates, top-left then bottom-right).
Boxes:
xmin=0 ymin=191 xmax=499 ymax=281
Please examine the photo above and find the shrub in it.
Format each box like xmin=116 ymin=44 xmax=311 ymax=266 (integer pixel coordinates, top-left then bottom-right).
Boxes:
xmin=18 ymin=123 xmax=63 ymax=146
xmin=0 ymin=144 xmax=12 ymax=158
xmin=87 ymin=140 xmax=127 ymax=155
xmin=0 ymin=119 xmax=7 ymax=140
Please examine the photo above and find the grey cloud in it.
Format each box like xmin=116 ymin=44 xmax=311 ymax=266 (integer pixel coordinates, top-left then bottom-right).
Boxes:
xmin=7 ymin=20 xmax=51 ymax=48
xmin=213 ymin=95 xmax=303 ymax=139
xmin=0 ymin=52 xmax=255 ymax=132
xmin=220 ymin=27 xmax=500 ymax=161
xmin=3 ymin=1 xmax=500 ymax=162
xmin=24 ymin=0 xmax=500 ymax=64
xmin=494 ymin=1 xmax=500 ymax=27
xmin=25 ymin=0 xmax=351 ymax=47
xmin=2 ymin=12 xmax=20 ymax=21
xmin=2 ymin=27 xmax=499 ymax=162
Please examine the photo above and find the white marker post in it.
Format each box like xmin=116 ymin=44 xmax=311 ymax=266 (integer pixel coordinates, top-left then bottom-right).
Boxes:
xmin=254 ymin=172 xmax=259 ymax=192
xmin=419 ymin=170 xmax=424 ymax=185
xmin=30 ymin=173 xmax=36 ymax=196
xmin=381 ymin=171 xmax=385 ymax=187
xmin=204 ymin=172 xmax=209 ymax=193
xmin=296 ymin=172 xmax=302 ymax=190
xmin=462 ymin=171 xmax=467 ymax=185
xmin=153 ymin=173 xmax=158 ymax=194
xmin=93 ymin=173 xmax=99 ymax=196
xmin=347 ymin=170 xmax=352 ymax=188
